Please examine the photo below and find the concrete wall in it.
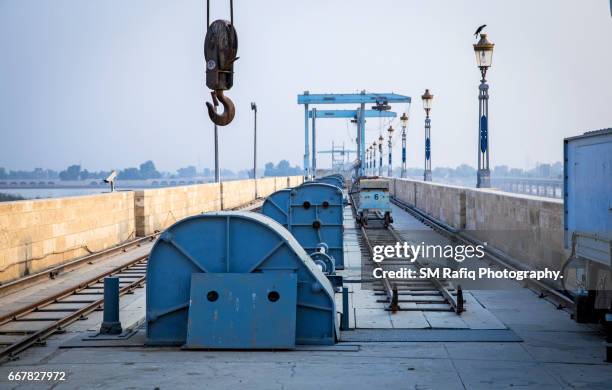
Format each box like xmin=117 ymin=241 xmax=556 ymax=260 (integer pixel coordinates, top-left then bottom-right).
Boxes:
xmin=391 ymin=178 xmax=565 ymax=278
xmin=0 ymin=176 xmax=302 ymax=283
xmin=134 ymin=183 xmax=222 ymax=236
xmin=0 ymin=192 xmax=135 ymax=283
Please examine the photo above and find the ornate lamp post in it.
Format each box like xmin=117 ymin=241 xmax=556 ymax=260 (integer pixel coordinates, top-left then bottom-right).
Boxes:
xmin=387 ymin=125 xmax=394 ymax=177
xmin=378 ymin=135 xmax=384 ymax=176
xmin=421 ymin=89 xmax=433 ymax=182
xmin=474 ymin=33 xmax=495 ymax=188
xmin=372 ymin=141 xmax=377 ymax=176
xmin=399 ymin=113 xmax=408 ymax=178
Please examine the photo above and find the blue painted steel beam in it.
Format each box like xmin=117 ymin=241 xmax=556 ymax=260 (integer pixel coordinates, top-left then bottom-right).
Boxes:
xmin=308 ymin=109 xmax=397 ymax=119
xmin=299 ymin=91 xmax=411 ymax=178
xmin=317 ymin=150 xmax=357 ymax=154
xmin=298 ymin=93 xmax=411 ymax=105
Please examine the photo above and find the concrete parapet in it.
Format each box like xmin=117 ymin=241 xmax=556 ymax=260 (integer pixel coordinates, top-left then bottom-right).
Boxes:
xmin=0 ymin=192 xmax=135 ymax=283
xmin=391 ymin=179 xmax=565 ymax=280
xmin=134 ymin=182 xmax=222 ymax=236
xmin=0 ymin=176 xmax=302 ymax=283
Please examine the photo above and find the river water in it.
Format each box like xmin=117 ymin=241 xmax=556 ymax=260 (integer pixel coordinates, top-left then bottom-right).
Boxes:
xmin=0 ymin=188 xmax=135 ymax=200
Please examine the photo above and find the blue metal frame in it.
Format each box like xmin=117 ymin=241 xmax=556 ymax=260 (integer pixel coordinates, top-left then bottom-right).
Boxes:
xmin=298 ymin=93 xmax=412 ymax=105
xmin=298 ymin=91 xmax=410 ymax=178
xmin=262 ymin=183 xmax=345 ymax=269
xmin=308 ymin=109 xmax=396 ymax=119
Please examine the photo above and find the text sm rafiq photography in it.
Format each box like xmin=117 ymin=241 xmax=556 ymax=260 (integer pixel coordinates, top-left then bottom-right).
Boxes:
xmin=370 ymin=241 xmax=563 ymax=282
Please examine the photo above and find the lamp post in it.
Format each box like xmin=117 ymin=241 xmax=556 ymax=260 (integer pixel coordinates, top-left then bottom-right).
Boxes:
xmin=474 ymin=33 xmax=495 ymax=188
xmin=400 ymin=113 xmax=408 ymax=178
xmin=250 ymin=102 xmax=257 ymax=196
xmin=387 ymin=125 xmax=394 ymax=177
xmin=378 ymin=135 xmax=383 ymax=176
xmin=212 ymin=106 xmax=220 ymax=183
xmin=372 ymin=141 xmax=377 ymax=176
xmin=367 ymin=146 xmax=371 ymax=175
xmin=422 ymin=89 xmax=433 ymax=182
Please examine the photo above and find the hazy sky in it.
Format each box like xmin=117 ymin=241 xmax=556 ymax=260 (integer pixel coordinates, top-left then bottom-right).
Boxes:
xmin=0 ymin=0 xmax=610 ymax=172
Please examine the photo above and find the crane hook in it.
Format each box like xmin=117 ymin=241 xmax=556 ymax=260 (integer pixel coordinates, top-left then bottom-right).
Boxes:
xmin=206 ymin=90 xmax=235 ymax=126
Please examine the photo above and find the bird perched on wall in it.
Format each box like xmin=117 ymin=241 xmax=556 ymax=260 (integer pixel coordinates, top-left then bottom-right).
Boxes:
xmin=474 ymin=24 xmax=487 ymax=38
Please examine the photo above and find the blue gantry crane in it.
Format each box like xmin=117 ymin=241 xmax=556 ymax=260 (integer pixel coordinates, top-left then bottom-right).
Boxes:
xmin=297 ymin=91 xmax=411 ymax=178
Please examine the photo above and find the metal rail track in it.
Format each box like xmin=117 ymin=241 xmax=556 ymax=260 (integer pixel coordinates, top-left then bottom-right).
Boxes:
xmin=0 ymin=255 xmax=148 ymax=362
xmin=390 ymin=196 xmax=575 ymax=311
xmin=349 ymin=193 xmax=464 ymax=314
xmin=0 ymin=197 xmax=265 ymax=298
xmin=0 ymin=234 xmax=158 ymax=298
xmin=0 ymin=198 xmax=265 ymax=362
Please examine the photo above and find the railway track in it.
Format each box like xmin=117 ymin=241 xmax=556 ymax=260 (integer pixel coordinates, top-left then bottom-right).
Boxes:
xmin=390 ymin=196 xmax=575 ymax=312
xmin=349 ymin=193 xmax=464 ymax=314
xmin=0 ymin=198 xmax=266 ymax=362
xmin=0 ymin=234 xmax=158 ymax=298
xmin=0 ymin=255 xmax=148 ymax=362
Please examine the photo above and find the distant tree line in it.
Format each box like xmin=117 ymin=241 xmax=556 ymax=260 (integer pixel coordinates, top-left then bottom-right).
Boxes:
xmin=0 ymin=193 xmax=24 ymax=202
xmin=392 ymin=162 xmax=562 ymax=180
xmin=0 ymin=160 xmax=273 ymax=181
xmin=0 ymin=167 xmax=59 ymax=180
xmin=263 ymin=160 xmax=302 ymax=177
xmin=5 ymin=160 xmax=560 ymax=182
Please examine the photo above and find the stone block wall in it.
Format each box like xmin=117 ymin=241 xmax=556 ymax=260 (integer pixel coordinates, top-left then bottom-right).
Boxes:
xmin=0 ymin=176 xmax=303 ymax=283
xmin=0 ymin=192 xmax=135 ymax=283
xmin=391 ymin=178 xmax=565 ymax=275
xmin=134 ymin=183 xmax=222 ymax=236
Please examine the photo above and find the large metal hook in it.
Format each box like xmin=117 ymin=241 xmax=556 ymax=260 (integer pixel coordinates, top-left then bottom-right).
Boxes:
xmin=206 ymin=90 xmax=235 ymax=126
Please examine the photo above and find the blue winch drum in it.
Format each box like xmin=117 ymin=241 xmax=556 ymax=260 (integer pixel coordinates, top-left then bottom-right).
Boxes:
xmin=146 ymin=211 xmax=336 ymax=348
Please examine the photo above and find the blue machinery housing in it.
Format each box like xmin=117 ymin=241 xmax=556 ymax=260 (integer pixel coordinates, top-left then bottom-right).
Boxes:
xmin=146 ymin=212 xmax=336 ymax=348
xmin=262 ymin=181 xmax=345 ymax=269
xmin=146 ymin=175 xmax=346 ymax=349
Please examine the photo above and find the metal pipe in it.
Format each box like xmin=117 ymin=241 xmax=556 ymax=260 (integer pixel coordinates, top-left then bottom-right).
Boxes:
xmin=214 ymin=121 xmax=220 ymax=183
xmin=303 ymin=91 xmax=310 ymax=179
xmin=100 ymin=277 xmax=122 ymax=335
xmin=359 ymin=100 xmax=366 ymax=177
xmin=252 ymin=102 xmax=257 ymax=196
xmin=312 ymin=108 xmax=317 ymax=178
xmin=341 ymin=287 xmax=349 ymax=331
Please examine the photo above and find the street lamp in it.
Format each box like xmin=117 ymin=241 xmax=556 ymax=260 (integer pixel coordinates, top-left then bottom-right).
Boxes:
xmin=421 ymin=89 xmax=433 ymax=182
xmin=378 ymin=135 xmax=384 ymax=176
xmin=251 ymin=102 xmax=257 ymax=196
xmin=372 ymin=141 xmax=377 ymax=176
xmin=387 ymin=125 xmax=394 ymax=177
xmin=474 ymin=33 xmax=495 ymax=188
xmin=367 ymin=146 xmax=372 ymax=175
xmin=399 ymin=113 xmax=409 ymax=178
